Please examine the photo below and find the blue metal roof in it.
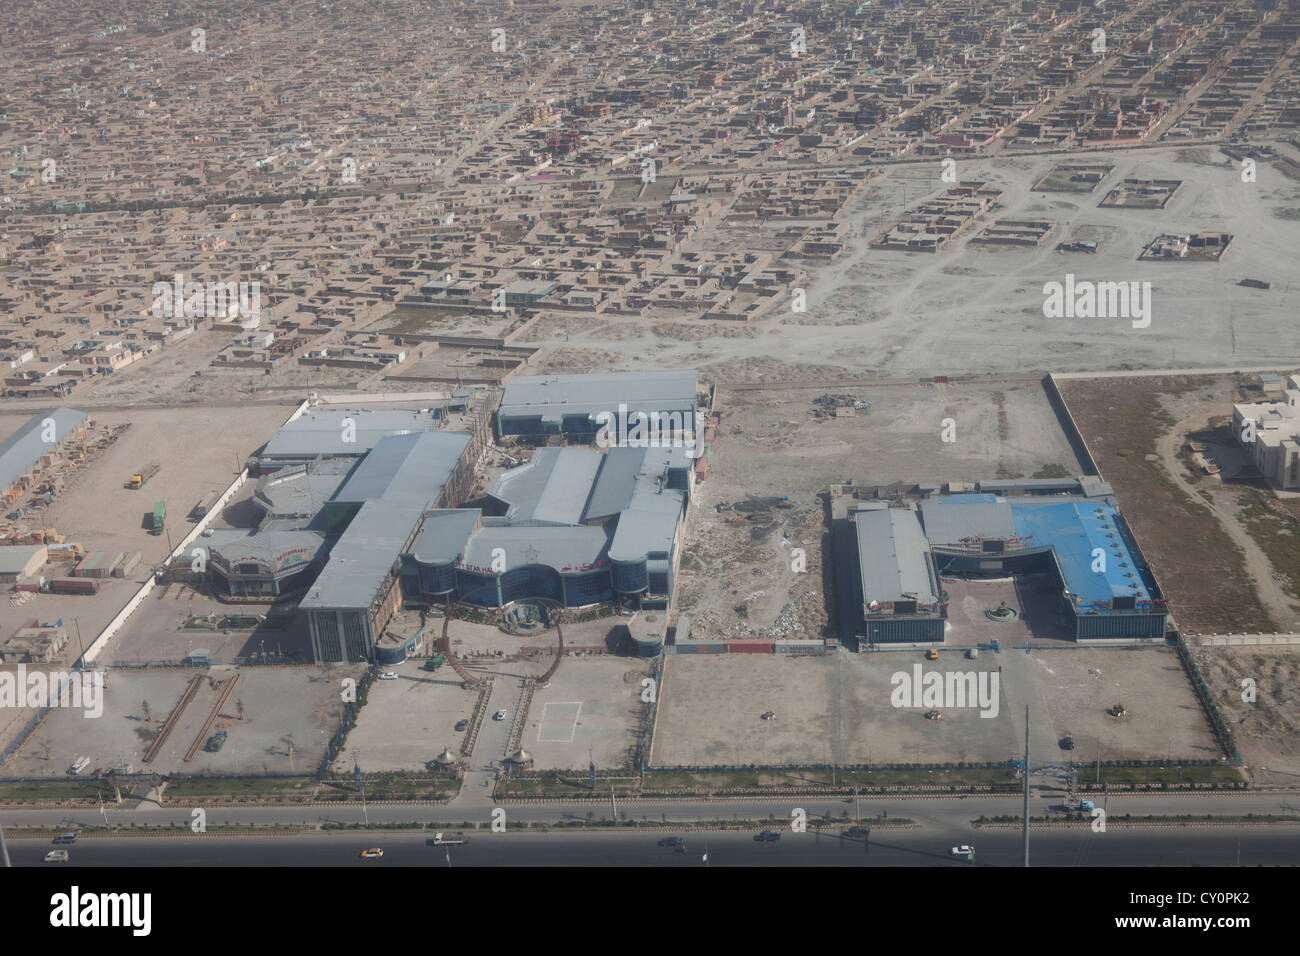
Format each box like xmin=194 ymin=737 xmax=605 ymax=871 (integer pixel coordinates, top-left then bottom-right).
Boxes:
xmin=1011 ymin=500 xmax=1152 ymax=608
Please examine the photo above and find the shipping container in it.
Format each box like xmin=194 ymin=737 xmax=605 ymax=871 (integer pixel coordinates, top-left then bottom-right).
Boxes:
xmin=48 ymin=577 xmax=101 ymax=595
xmin=726 ymin=640 xmax=775 ymax=653
xmin=115 ymin=551 xmax=142 ymax=577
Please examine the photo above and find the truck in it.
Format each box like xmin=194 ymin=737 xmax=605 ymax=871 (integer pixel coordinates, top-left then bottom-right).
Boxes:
xmin=1054 ymin=798 xmax=1095 ymax=813
xmin=204 ymin=730 xmax=227 ymax=753
xmin=150 ymin=501 xmax=165 ymax=535
xmin=429 ymin=831 xmax=469 ymax=846
xmin=189 ymin=491 xmax=218 ymax=521
xmin=126 ymin=463 xmax=160 ymax=490
xmin=47 ymin=577 xmax=101 ymax=595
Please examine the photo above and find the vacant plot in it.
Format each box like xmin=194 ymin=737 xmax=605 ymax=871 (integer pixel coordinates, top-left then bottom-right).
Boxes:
xmin=341 ymin=664 xmax=480 ymax=772
xmin=652 ymin=646 xmax=1217 ymax=768
xmin=523 ymin=656 xmax=651 ymax=771
xmin=2 ymin=664 xmax=356 ymax=778
xmin=1195 ymin=643 xmax=1300 ymax=784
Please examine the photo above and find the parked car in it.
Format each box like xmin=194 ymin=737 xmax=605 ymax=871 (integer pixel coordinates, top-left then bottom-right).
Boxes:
xmin=755 ymin=829 xmax=782 ymax=842
xmin=52 ymin=832 xmax=78 ymax=845
xmin=492 ymin=709 xmax=507 ymax=721
xmin=844 ymin=826 xmax=870 ymax=838
xmin=44 ymin=849 xmax=70 ymax=863
xmin=658 ymin=836 xmax=686 ymax=847
xmin=359 ymin=848 xmax=383 ymax=859
xmin=454 ymin=719 xmax=469 ymax=732
xmin=378 ymin=672 xmax=398 ymax=680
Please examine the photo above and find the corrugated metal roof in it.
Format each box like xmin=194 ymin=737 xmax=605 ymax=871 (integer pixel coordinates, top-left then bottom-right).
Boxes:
xmin=488 ymin=447 xmax=601 ymax=524
xmin=855 ymin=508 xmax=938 ymax=604
xmin=408 ymin=509 xmax=482 ymax=565
xmin=920 ymin=497 xmax=1016 ymax=545
xmin=254 ymin=460 xmax=353 ymax=516
xmin=331 ymin=430 xmax=470 ymax=506
xmin=499 ymin=369 xmax=698 ymax=424
xmin=205 ymin=529 xmax=326 ymax=566
xmin=260 ymin=408 xmax=440 ymax=458
xmin=300 ymin=499 xmax=423 ymax=610
xmin=460 ymin=524 xmax=610 ymax=573
xmin=586 ymin=445 xmax=690 ymax=520
xmin=1011 ymin=500 xmax=1152 ymax=607
xmin=0 ymin=408 xmax=86 ymax=493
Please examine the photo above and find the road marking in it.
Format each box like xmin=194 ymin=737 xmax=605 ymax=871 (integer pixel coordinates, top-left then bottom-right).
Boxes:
xmin=538 ymin=700 xmax=582 ymax=743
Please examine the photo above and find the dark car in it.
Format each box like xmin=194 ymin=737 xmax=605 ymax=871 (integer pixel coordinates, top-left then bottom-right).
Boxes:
xmin=1059 ymin=736 xmax=1075 ymax=751
xmin=454 ymin=719 xmax=469 ymax=732
xmin=755 ymin=829 xmax=782 ymax=842
xmin=844 ymin=826 xmax=870 ymax=838
xmin=658 ymin=836 xmax=686 ymax=847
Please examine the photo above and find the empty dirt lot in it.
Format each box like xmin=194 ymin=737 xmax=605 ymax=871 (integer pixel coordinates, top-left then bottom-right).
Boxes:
xmin=652 ymin=646 xmax=1217 ymax=768
xmin=2 ymin=664 xmax=358 ymax=778
xmin=1195 ymin=643 xmax=1300 ymax=785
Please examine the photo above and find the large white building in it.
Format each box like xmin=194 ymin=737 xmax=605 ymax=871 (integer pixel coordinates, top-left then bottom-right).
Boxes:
xmin=1233 ymin=374 xmax=1300 ymax=490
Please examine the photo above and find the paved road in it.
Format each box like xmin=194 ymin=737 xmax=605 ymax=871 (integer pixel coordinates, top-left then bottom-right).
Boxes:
xmin=7 ymin=826 xmax=1299 ymax=867
xmin=5 ymin=790 xmax=1300 ymax=832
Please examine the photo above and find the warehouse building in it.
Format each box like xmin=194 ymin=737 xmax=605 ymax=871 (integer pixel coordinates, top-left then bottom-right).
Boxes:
xmin=301 ymin=430 xmax=472 ymax=662
xmin=853 ymin=486 xmax=1167 ymax=645
xmin=497 ymin=369 xmax=699 ymax=443
xmin=252 ymin=406 xmax=443 ymax=471
xmin=400 ymin=445 xmax=692 ymax=611
xmin=0 ymin=407 xmax=89 ymax=501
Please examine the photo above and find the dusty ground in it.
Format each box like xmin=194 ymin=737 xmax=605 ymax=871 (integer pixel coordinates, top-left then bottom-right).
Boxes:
xmin=1059 ymin=373 xmax=1300 ymax=634
xmin=0 ymin=403 xmax=298 ymax=654
xmin=652 ymin=646 xmax=1217 ymax=768
xmin=1 ymin=664 xmax=357 ymax=778
xmin=1195 ymin=644 xmax=1300 ymax=784
xmin=675 ymin=381 xmax=1082 ymax=641
xmin=509 ymin=147 xmax=1300 ymax=381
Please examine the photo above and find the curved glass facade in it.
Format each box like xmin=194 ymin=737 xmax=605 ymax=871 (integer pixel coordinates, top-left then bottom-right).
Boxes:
xmin=613 ymin=559 xmax=648 ymax=594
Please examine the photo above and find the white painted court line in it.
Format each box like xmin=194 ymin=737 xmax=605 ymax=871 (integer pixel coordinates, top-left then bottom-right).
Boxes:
xmin=537 ymin=700 xmax=582 ymax=743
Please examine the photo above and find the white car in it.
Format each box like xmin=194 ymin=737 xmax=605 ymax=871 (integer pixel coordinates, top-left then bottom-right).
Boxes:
xmin=378 ymin=672 xmax=398 ymax=680
xmin=492 ymin=709 xmax=507 ymax=721
xmin=951 ymin=845 xmax=975 ymax=857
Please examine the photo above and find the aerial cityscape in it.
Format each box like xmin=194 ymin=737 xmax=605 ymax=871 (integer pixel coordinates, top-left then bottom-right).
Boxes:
xmin=0 ymin=0 xmax=1297 ymax=899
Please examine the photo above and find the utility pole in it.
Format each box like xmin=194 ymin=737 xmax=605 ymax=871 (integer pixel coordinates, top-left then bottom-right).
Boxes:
xmin=1022 ymin=705 xmax=1030 ymax=868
